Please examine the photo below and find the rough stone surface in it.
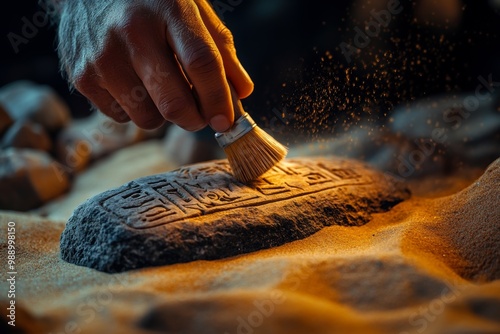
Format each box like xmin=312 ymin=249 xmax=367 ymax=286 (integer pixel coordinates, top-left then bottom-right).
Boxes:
xmin=61 ymin=157 xmax=411 ymax=273
xmin=0 ymin=149 xmax=70 ymax=211
xmin=0 ymin=80 xmax=70 ymax=132
xmin=1 ymin=120 xmax=52 ymax=151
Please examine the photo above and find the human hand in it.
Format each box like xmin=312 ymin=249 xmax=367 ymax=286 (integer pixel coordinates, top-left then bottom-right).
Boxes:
xmin=56 ymin=0 xmax=253 ymax=131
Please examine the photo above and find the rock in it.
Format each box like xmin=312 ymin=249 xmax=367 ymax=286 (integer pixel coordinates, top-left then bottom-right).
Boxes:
xmin=56 ymin=112 xmax=167 ymax=173
xmin=0 ymin=80 xmax=70 ymax=132
xmin=56 ymin=132 xmax=92 ymax=174
xmin=60 ymin=157 xmax=411 ymax=272
xmin=289 ymin=93 xmax=500 ymax=180
xmin=1 ymin=120 xmax=52 ymax=151
xmin=0 ymin=103 xmax=13 ymax=136
xmin=390 ymin=93 xmax=500 ymax=171
xmin=0 ymin=149 xmax=70 ymax=211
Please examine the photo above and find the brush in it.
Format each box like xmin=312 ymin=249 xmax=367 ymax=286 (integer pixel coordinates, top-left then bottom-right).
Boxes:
xmin=215 ymin=84 xmax=288 ymax=183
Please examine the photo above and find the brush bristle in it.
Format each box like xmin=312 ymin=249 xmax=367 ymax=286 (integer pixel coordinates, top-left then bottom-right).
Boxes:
xmin=224 ymin=126 xmax=288 ymax=183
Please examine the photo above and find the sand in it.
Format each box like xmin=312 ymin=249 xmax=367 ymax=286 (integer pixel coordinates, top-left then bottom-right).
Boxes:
xmin=0 ymin=140 xmax=499 ymax=334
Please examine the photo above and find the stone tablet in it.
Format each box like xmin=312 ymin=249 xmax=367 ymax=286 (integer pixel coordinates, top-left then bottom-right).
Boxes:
xmin=60 ymin=157 xmax=410 ymax=272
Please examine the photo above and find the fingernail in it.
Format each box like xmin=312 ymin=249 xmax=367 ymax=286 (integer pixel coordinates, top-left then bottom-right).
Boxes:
xmin=210 ymin=115 xmax=231 ymax=132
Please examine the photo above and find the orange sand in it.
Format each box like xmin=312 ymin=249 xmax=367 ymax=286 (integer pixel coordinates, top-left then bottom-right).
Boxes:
xmin=1 ymin=140 xmax=499 ymax=334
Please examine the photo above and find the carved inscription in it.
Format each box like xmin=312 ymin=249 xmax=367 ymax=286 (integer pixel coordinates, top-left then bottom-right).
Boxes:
xmin=100 ymin=160 xmax=371 ymax=229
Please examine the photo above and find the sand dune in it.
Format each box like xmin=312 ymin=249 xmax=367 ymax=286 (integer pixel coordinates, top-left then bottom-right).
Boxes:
xmin=0 ymin=143 xmax=498 ymax=333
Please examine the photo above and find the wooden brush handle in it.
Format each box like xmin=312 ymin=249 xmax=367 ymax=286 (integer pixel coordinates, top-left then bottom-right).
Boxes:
xmin=228 ymin=82 xmax=246 ymax=120
xmin=214 ymin=82 xmax=256 ymax=148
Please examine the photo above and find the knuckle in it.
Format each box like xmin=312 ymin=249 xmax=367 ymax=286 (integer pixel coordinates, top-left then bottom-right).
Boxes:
xmin=185 ymin=43 xmax=222 ymax=74
xmin=216 ymin=23 xmax=235 ymax=48
xmin=72 ymin=71 xmax=96 ymax=95
xmin=160 ymin=95 xmax=189 ymax=121
xmin=117 ymin=7 xmax=150 ymax=44
xmin=93 ymin=48 xmax=116 ymax=70
xmin=121 ymin=25 xmax=140 ymax=45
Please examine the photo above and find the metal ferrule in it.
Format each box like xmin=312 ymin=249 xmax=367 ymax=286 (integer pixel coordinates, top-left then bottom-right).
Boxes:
xmin=214 ymin=113 xmax=256 ymax=148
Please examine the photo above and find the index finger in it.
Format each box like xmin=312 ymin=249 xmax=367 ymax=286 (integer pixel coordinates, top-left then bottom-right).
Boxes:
xmin=163 ymin=1 xmax=233 ymax=132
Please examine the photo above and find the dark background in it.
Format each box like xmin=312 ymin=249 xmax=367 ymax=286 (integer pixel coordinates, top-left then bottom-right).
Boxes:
xmin=1 ymin=0 xmax=499 ymax=143
xmin=1 ymin=1 xmax=90 ymax=117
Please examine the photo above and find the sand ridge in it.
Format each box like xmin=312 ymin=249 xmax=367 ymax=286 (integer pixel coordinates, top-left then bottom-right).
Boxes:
xmin=0 ymin=156 xmax=499 ymax=333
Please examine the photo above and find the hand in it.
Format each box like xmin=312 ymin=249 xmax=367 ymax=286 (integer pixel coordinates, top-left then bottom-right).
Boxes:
xmin=56 ymin=0 xmax=253 ymax=131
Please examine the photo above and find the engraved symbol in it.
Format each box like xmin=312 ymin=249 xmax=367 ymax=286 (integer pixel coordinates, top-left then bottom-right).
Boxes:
xmin=318 ymin=163 xmax=362 ymax=180
xmin=99 ymin=159 xmax=371 ymax=229
xmin=177 ymin=162 xmax=233 ymax=180
xmin=303 ymin=172 xmax=332 ymax=185
xmin=140 ymin=205 xmax=177 ymax=223
xmin=253 ymin=177 xmax=290 ymax=195
xmin=120 ymin=189 xmax=155 ymax=209
xmin=329 ymin=169 xmax=360 ymax=180
xmin=152 ymin=181 xmax=192 ymax=203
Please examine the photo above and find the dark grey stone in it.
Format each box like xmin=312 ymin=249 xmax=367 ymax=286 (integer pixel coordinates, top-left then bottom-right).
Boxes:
xmin=56 ymin=112 xmax=168 ymax=173
xmin=0 ymin=148 xmax=70 ymax=211
xmin=60 ymin=157 xmax=411 ymax=273
xmin=0 ymin=80 xmax=70 ymax=132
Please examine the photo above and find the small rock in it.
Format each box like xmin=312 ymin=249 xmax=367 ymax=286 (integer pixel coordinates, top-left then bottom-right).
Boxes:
xmin=0 ymin=148 xmax=70 ymax=211
xmin=0 ymin=80 xmax=70 ymax=132
xmin=390 ymin=93 xmax=500 ymax=169
xmin=0 ymin=103 xmax=13 ymax=136
xmin=56 ymin=133 xmax=92 ymax=174
xmin=1 ymin=120 xmax=52 ymax=151
xmin=57 ymin=112 xmax=167 ymax=173
xmin=60 ymin=157 xmax=410 ymax=272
